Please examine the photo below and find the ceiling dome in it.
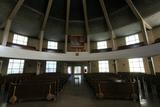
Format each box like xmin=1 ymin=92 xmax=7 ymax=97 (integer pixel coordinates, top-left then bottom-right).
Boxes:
xmin=0 ymin=0 xmax=160 ymax=41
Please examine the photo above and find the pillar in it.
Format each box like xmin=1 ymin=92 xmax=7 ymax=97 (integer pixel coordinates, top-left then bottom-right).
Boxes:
xmin=0 ymin=60 xmax=3 ymax=74
xmin=2 ymin=20 xmax=12 ymax=46
xmin=36 ymin=62 xmax=41 ymax=75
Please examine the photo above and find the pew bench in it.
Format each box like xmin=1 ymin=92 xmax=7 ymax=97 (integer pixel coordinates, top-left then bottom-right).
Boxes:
xmin=2 ymin=73 xmax=70 ymax=103
xmin=96 ymin=81 xmax=139 ymax=100
xmin=85 ymin=73 xmax=139 ymax=101
xmin=8 ymin=81 xmax=56 ymax=103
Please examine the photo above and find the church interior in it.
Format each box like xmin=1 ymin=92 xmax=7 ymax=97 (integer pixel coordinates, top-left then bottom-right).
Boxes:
xmin=1 ymin=0 xmax=160 ymax=107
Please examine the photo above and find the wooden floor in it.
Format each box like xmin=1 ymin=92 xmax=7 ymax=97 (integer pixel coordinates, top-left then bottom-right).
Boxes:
xmin=1 ymin=75 xmax=160 ymax=107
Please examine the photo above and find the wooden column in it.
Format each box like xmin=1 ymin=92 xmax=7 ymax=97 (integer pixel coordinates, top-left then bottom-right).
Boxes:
xmin=65 ymin=34 xmax=68 ymax=53
xmin=2 ymin=0 xmax=24 ymax=46
xmin=125 ymin=0 xmax=152 ymax=45
xmin=64 ymin=63 xmax=68 ymax=74
xmin=39 ymin=30 xmax=44 ymax=51
xmin=99 ymin=0 xmax=117 ymax=50
xmin=0 ymin=60 xmax=3 ymax=74
xmin=82 ymin=0 xmax=90 ymax=52
xmin=88 ymin=61 xmax=92 ymax=73
xmin=36 ymin=62 xmax=41 ymax=75
xmin=65 ymin=0 xmax=71 ymax=52
xmin=2 ymin=20 xmax=12 ymax=46
xmin=147 ymin=57 xmax=156 ymax=75
xmin=113 ymin=60 xmax=118 ymax=73
xmin=99 ymin=0 xmax=118 ymax=72
xmin=39 ymin=0 xmax=53 ymax=51
xmin=111 ymin=31 xmax=117 ymax=50
xmin=141 ymin=20 xmax=150 ymax=45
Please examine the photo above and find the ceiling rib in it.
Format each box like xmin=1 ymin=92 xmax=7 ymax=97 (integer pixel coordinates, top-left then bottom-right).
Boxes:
xmin=39 ymin=0 xmax=53 ymax=51
xmin=125 ymin=0 xmax=152 ymax=30
xmin=65 ymin=0 xmax=71 ymax=52
xmin=82 ymin=0 xmax=90 ymax=52
xmin=125 ymin=0 xmax=151 ymax=44
xmin=2 ymin=0 xmax=25 ymax=46
xmin=99 ymin=0 xmax=117 ymax=50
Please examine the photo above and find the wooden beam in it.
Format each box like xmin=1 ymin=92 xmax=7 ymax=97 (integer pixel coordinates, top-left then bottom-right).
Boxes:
xmin=2 ymin=20 xmax=12 ymax=46
xmin=65 ymin=0 xmax=71 ymax=52
xmin=113 ymin=60 xmax=118 ymax=74
xmin=141 ymin=20 xmax=150 ymax=44
xmin=2 ymin=0 xmax=24 ymax=46
xmin=0 ymin=60 xmax=3 ymax=74
xmin=36 ymin=62 xmax=41 ymax=75
xmin=39 ymin=30 xmax=44 ymax=51
xmin=150 ymin=57 xmax=156 ymax=75
xmin=65 ymin=0 xmax=71 ymax=35
xmin=89 ymin=61 xmax=92 ymax=73
xmin=147 ymin=57 xmax=156 ymax=75
xmin=39 ymin=0 xmax=53 ymax=51
xmin=99 ymin=0 xmax=117 ymax=50
xmin=9 ymin=0 xmax=25 ymax=20
xmin=82 ymin=0 xmax=89 ymax=35
xmin=41 ymin=0 xmax=53 ymax=30
xmin=82 ymin=0 xmax=90 ymax=52
xmin=99 ymin=0 xmax=113 ymax=31
xmin=125 ymin=0 xmax=152 ymax=30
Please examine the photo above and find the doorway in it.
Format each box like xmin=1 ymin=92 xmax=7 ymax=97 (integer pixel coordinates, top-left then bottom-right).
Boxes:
xmin=74 ymin=66 xmax=82 ymax=85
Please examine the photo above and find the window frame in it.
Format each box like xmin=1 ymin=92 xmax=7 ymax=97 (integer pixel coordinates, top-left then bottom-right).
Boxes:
xmin=47 ymin=41 xmax=58 ymax=49
xmin=74 ymin=66 xmax=81 ymax=74
xmin=128 ymin=58 xmax=145 ymax=73
xmin=98 ymin=60 xmax=109 ymax=73
xmin=7 ymin=59 xmax=25 ymax=74
xmin=13 ymin=34 xmax=28 ymax=46
xmin=67 ymin=66 xmax=72 ymax=74
xmin=46 ymin=61 xmax=57 ymax=73
xmin=97 ymin=41 xmax=107 ymax=49
xmin=125 ymin=34 xmax=139 ymax=45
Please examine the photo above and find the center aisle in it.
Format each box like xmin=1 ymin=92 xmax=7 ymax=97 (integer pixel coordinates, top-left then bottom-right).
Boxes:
xmin=53 ymin=75 xmax=97 ymax=107
xmin=4 ymin=75 xmax=159 ymax=107
xmin=53 ymin=75 xmax=139 ymax=107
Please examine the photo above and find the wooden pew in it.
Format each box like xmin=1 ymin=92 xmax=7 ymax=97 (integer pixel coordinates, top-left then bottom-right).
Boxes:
xmin=151 ymin=75 xmax=160 ymax=98
xmin=8 ymin=81 xmax=56 ymax=103
xmin=3 ymin=73 xmax=36 ymax=93
xmin=4 ymin=73 xmax=70 ymax=103
xmin=85 ymin=73 xmax=139 ymax=101
xmin=97 ymin=81 xmax=139 ymax=100
xmin=39 ymin=73 xmax=70 ymax=92
xmin=0 ymin=75 xmax=3 ymax=90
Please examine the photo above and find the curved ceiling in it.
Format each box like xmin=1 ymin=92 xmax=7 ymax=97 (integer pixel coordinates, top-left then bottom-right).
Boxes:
xmin=0 ymin=0 xmax=160 ymax=41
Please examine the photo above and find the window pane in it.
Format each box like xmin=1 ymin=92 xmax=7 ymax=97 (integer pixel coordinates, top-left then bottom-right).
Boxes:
xmin=67 ymin=66 xmax=72 ymax=74
xmin=46 ymin=61 xmax=57 ymax=73
xmin=128 ymin=58 xmax=145 ymax=73
xmin=98 ymin=60 xmax=109 ymax=72
xmin=74 ymin=66 xmax=81 ymax=74
xmin=97 ymin=41 xmax=107 ymax=49
xmin=7 ymin=59 xmax=25 ymax=74
xmin=13 ymin=34 xmax=28 ymax=45
xmin=126 ymin=34 xmax=139 ymax=45
xmin=47 ymin=41 xmax=58 ymax=49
